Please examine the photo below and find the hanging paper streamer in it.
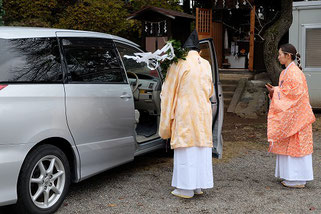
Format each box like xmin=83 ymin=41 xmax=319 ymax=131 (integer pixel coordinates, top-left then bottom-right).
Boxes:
xmin=144 ymin=20 xmax=167 ymax=36
xmin=236 ymin=0 xmax=239 ymax=9
xmin=124 ymin=41 xmax=175 ymax=70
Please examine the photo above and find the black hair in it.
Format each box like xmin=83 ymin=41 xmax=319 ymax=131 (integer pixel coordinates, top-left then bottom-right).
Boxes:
xmin=279 ymin=43 xmax=302 ymax=70
xmin=185 ymin=47 xmax=200 ymax=52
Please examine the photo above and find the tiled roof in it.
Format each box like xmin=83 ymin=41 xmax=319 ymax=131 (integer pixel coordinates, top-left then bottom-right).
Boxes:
xmin=128 ymin=6 xmax=195 ymax=20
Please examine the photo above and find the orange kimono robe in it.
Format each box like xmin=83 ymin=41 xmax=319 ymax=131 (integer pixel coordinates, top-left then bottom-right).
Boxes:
xmin=159 ymin=51 xmax=214 ymax=149
xmin=267 ymin=62 xmax=315 ymax=157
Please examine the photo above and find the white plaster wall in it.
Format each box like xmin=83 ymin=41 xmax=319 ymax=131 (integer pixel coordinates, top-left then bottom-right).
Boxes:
xmin=289 ymin=1 xmax=321 ymax=108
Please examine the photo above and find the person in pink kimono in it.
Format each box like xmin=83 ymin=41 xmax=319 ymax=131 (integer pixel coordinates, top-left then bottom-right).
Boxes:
xmin=266 ymin=43 xmax=315 ymax=188
xmin=159 ymin=30 xmax=214 ymax=198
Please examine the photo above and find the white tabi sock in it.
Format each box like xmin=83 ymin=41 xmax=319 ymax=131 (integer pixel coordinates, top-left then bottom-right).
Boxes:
xmin=283 ymin=180 xmax=306 ymax=186
xmin=194 ymin=188 xmax=203 ymax=194
xmin=172 ymin=188 xmax=194 ymax=198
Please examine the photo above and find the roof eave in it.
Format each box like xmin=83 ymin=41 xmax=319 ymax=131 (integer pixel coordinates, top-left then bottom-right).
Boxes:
xmin=127 ymin=6 xmax=195 ymax=21
xmin=127 ymin=12 xmax=176 ymax=20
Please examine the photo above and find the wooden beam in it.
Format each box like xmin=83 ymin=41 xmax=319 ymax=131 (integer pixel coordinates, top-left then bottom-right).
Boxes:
xmin=212 ymin=22 xmax=223 ymax=68
xmin=249 ymin=6 xmax=255 ymax=71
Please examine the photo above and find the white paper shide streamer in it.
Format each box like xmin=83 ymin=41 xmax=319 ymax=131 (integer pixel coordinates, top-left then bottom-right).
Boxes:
xmin=124 ymin=42 xmax=175 ymax=70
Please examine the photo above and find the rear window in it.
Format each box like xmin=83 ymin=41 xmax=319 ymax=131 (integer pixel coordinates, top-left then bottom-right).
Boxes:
xmin=0 ymin=38 xmax=62 ymax=83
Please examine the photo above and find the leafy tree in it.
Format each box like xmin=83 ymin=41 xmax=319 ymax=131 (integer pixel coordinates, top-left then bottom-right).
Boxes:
xmin=3 ymin=0 xmax=76 ymax=27
xmin=3 ymin=0 xmax=182 ymax=43
xmin=127 ymin=0 xmax=182 ymax=13
xmin=55 ymin=0 xmax=131 ymax=36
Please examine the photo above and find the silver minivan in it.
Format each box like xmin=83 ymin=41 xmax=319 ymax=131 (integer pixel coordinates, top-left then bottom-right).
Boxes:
xmin=0 ymin=27 xmax=224 ymax=213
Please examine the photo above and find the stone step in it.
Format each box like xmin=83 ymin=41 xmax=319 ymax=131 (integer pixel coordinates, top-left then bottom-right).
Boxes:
xmin=224 ymin=97 xmax=232 ymax=102
xmin=223 ymin=91 xmax=234 ymax=99
xmin=219 ymin=74 xmax=254 ymax=81
xmin=219 ymin=69 xmax=255 ymax=81
xmin=219 ymin=70 xmax=255 ymax=111
xmin=222 ymin=84 xmax=237 ymax=92
xmin=224 ymin=97 xmax=232 ymax=108
xmin=219 ymin=68 xmax=250 ymax=72
xmin=222 ymin=79 xmax=238 ymax=86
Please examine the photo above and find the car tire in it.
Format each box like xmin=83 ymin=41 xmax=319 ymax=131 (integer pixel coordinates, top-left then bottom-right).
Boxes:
xmin=16 ymin=144 xmax=70 ymax=214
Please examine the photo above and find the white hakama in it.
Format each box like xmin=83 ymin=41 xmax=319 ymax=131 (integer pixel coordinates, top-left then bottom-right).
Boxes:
xmin=172 ymin=147 xmax=213 ymax=190
xmin=275 ymin=154 xmax=313 ymax=182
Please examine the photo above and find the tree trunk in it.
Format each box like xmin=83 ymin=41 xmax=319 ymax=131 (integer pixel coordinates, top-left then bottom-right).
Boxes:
xmin=182 ymin=0 xmax=190 ymax=13
xmin=263 ymin=0 xmax=293 ymax=85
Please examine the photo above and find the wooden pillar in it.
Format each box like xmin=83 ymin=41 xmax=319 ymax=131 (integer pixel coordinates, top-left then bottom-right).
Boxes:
xmin=196 ymin=8 xmax=200 ymax=33
xmin=167 ymin=19 xmax=172 ymax=39
xmin=212 ymin=22 xmax=223 ymax=68
xmin=249 ymin=6 xmax=255 ymax=71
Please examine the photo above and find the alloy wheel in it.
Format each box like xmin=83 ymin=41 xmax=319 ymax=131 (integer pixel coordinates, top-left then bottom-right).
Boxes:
xmin=29 ymin=155 xmax=66 ymax=209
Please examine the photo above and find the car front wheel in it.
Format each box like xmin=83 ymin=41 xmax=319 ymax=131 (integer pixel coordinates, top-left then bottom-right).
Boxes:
xmin=16 ymin=144 xmax=70 ymax=214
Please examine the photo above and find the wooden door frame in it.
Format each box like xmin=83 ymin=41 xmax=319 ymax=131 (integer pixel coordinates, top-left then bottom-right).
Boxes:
xmin=249 ymin=6 xmax=255 ymax=71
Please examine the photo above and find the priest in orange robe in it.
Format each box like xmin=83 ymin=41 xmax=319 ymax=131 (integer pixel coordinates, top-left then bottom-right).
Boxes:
xmin=159 ymin=30 xmax=214 ymax=198
xmin=266 ymin=43 xmax=315 ymax=188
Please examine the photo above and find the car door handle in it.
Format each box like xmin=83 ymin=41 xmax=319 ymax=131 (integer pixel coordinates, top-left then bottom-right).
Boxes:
xmin=120 ymin=94 xmax=132 ymax=99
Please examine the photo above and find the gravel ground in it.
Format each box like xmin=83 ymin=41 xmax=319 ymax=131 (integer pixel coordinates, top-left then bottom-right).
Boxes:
xmin=1 ymin=113 xmax=320 ymax=214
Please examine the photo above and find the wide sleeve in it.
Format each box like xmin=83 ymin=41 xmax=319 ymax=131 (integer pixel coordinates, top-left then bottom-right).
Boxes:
xmin=159 ymin=62 xmax=183 ymax=139
xmin=267 ymin=71 xmax=308 ymax=142
xmin=270 ymin=75 xmax=304 ymax=112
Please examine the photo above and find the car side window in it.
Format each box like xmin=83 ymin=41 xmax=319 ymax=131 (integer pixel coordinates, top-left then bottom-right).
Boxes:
xmin=61 ymin=38 xmax=126 ymax=83
xmin=0 ymin=37 xmax=62 ymax=83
